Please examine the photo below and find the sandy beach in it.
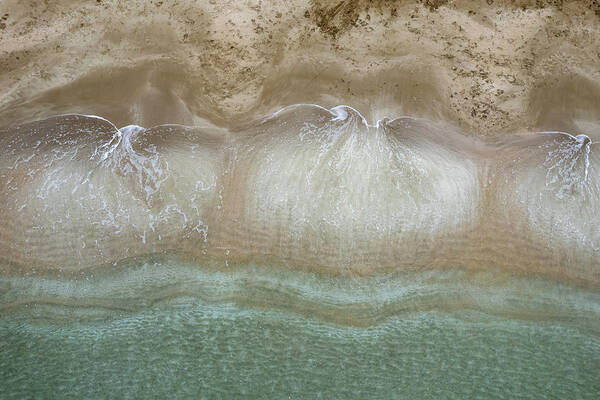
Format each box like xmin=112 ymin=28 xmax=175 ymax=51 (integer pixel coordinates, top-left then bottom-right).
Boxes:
xmin=0 ymin=0 xmax=598 ymax=135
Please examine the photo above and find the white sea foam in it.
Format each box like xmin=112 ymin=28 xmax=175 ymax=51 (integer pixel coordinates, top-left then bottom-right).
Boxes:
xmin=0 ymin=108 xmax=598 ymax=284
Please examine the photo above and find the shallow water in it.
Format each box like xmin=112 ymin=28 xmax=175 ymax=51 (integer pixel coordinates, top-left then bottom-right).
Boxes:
xmin=1 ymin=107 xmax=599 ymax=284
xmin=1 ymin=105 xmax=600 ymax=397
xmin=2 ymin=1 xmax=600 ymax=397
xmin=1 ymin=260 xmax=599 ymax=399
xmin=3 ymin=306 xmax=599 ymax=399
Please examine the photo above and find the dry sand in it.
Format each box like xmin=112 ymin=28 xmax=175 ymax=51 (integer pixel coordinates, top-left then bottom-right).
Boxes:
xmin=0 ymin=0 xmax=599 ymax=136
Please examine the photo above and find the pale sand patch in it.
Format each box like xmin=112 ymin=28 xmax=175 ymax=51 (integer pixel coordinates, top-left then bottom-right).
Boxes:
xmin=0 ymin=0 xmax=598 ymax=136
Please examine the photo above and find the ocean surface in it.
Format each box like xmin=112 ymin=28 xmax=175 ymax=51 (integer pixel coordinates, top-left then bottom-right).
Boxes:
xmin=2 ymin=1 xmax=600 ymax=397
xmin=1 ymin=260 xmax=599 ymax=399
xmin=0 ymin=104 xmax=599 ymax=398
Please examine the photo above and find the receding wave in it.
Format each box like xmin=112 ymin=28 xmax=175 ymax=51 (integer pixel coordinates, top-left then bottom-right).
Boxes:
xmin=2 ymin=1 xmax=600 ymax=398
xmin=0 ymin=105 xmax=598 ymax=287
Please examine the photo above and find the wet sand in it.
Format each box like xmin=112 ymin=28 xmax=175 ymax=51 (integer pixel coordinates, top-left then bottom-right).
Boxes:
xmin=0 ymin=108 xmax=599 ymax=288
xmin=0 ymin=0 xmax=599 ymax=136
xmin=1 ymin=2 xmax=600 ymax=398
xmin=1 ymin=2 xmax=600 ymax=288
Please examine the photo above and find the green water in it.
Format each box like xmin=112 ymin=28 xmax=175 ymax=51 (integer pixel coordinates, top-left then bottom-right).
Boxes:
xmin=1 ymin=261 xmax=599 ymax=399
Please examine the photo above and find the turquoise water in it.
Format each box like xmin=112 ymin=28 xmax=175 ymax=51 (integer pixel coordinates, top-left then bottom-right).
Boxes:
xmin=2 ymin=305 xmax=599 ymax=399
xmin=1 ymin=261 xmax=599 ymax=399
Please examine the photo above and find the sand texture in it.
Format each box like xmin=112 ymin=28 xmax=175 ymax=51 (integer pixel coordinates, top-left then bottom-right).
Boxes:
xmin=0 ymin=0 xmax=599 ymax=136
